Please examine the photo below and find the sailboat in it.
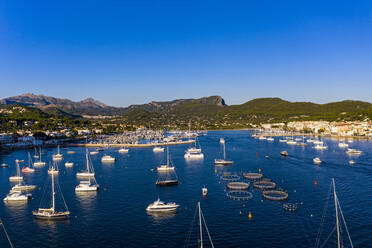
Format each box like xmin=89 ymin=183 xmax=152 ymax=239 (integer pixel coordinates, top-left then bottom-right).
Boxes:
xmin=214 ymin=141 xmax=233 ymax=165
xmin=9 ymin=160 xmax=23 ymax=182
xmin=33 ymin=173 xmax=70 ymax=220
xmin=22 ymin=152 xmax=35 ymax=173
xmin=33 ymin=146 xmax=39 ymax=159
xmin=33 ymin=147 xmax=46 ymax=166
xmin=52 ymin=145 xmax=63 ymax=161
xmin=185 ymin=202 xmax=214 ymax=248
xmin=48 ymin=161 xmax=59 ymax=175
xmin=184 ymin=138 xmax=204 ymax=159
xmin=314 ymin=178 xmax=353 ymax=248
xmin=76 ymin=150 xmax=96 ymax=178
xmin=156 ymin=147 xmax=178 ymax=186
xmin=0 ymin=217 xmax=15 ymax=248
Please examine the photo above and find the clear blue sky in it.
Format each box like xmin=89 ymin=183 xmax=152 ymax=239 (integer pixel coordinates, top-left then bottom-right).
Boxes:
xmin=1 ymin=0 xmax=371 ymax=107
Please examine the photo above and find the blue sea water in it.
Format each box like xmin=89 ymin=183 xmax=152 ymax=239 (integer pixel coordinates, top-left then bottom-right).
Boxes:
xmin=0 ymin=130 xmax=371 ymax=247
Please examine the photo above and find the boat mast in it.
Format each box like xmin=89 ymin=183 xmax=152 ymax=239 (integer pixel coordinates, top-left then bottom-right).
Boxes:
xmin=333 ymin=178 xmax=341 ymax=248
xmin=167 ymin=146 xmax=169 ymax=166
xmin=198 ymin=202 xmax=203 ymax=248
xmin=39 ymin=147 xmax=42 ymax=162
xmin=223 ymin=142 xmax=226 ymax=160
xmin=16 ymin=160 xmax=20 ymax=177
xmin=52 ymin=173 xmax=55 ymax=212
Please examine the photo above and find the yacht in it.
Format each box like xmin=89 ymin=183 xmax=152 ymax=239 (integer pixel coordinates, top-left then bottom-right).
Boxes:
xmin=11 ymin=183 xmax=36 ymax=191
xmin=77 ymin=151 xmax=95 ymax=178
xmin=153 ymin=146 xmax=165 ymax=152
xmin=22 ymin=152 xmax=35 ymax=173
xmin=295 ymin=137 xmax=302 ymax=141
xmin=9 ymin=160 xmax=23 ymax=182
xmin=313 ymin=157 xmax=322 ymax=164
xmin=286 ymin=140 xmax=297 ymax=145
xmin=346 ymin=148 xmax=362 ymax=155
xmin=214 ymin=141 xmax=233 ymax=165
xmin=65 ymin=161 xmax=74 ymax=167
xmin=1 ymin=163 xmax=8 ymax=167
xmin=118 ymin=147 xmax=129 ymax=153
xmin=279 ymin=139 xmax=287 ymax=143
xmin=52 ymin=145 xmax=63 ymax=161
xmin=307 ymin=139 xmax=315 ymax=143
xmin=258 ymin=136 xmax=267 ymax=140
xmin=75 ymin=180 xmax=99 ymax=192
xmin=280 ymin=150 xmax=288 ymax=157
xmin=3 ymin=191 xmax=30 ymax=202
xmin=33 ymin=147 xmax=46 ymax=166
xmin=33 ymin=173 xmax=70 ymax=220
xmin=219 ymin=138 xmax=225 ymax=144
xmin=101 ymin=155 xmax=115 ymax=162
xmin=146 ymin=198 xmax=179 ymax=212
xmin=266 ymin=137 xmax=274 ymax=142
xmin=313 ymin=140 xmax=324 ymax=145
xmin=349 ymin=160 xmax=355 ymax=165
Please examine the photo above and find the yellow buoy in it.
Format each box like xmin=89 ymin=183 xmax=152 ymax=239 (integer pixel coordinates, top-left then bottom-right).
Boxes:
xmin=248 ymin=212 xmax=252 ymax=219
xmin=259 ymin=168 xmax=261 ymax=172
xmin=214 ymin=169 xmax=217 ymax=173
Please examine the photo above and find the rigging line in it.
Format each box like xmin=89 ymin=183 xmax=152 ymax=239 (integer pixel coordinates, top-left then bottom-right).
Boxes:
xmin=184 ymin=205 xmax=198 ymax=248
xmin=336 ymin=196 xmax=354 ymax=248
xmin=320 ymin=225 xmax=337 ymax=248
xmin=0 ymin=218 xmax=14 ymax=248
xmin=56 ymin=176 xmax=69 ymax=211
xmin=201 ymin=209 xmax=215 ymax=248
xmin=315 ymin=182 xmax=333 ymax=248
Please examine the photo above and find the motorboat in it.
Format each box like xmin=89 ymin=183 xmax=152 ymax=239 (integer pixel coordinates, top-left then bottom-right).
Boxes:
xmin=9 ymin=160 xmax=23 ymax=182
xmin=346 ymin=148 xmax=362 ymax=155
xmin=157 ymin=165 xmax=175 ymax=172
xmin=313 ymin=140 xmax=324 ymax=145
xmin=75 ymin=180 xmax=99 ymax=192
xmin=153 ymin=146 xmax=165 ymax=152
xmin=266 ymin=137 xmax=274 ymax=141
xmin=338 ymin=142 xmax=349 ymax=148
xmin=313 ymin=157 xmax=322 ymax=164
xmin=258 ymin=136 xmax=266 ymax=140
xmin=65 ymin=162 xmax=74 ymax=167
xmin=280 ymin=150 xmax=288 ymax=157
xmin=295 ymin=137 xmax=302 ymax=141
xmin=67 ymin=150 xmax=75 ymax=154
xmin=349 ymin=160 xmax=355 ymax=165
xmin=307 ymin=139 xmax=315 ymax=143
xmin=146 ymin=198 xmax=179 ymax=212
xmin=22 ymin=152 xmax=35 ymax=173
xmin=118 ymin=148 xmax=129 ymax=153
xmin=214 ymin=141 xmax=233 ymax=165
xmin=286 ymin=140 xmax=297 ymax=145
xmin=1 ymin=163 xmax=8 ymax=167
xmin=219 ymin=138 xmax=225 ymax=144
xmin=90 ymin=150 xmax=99 ymax=155
xmin=3 ymin=191 xmax=30 ymax=202
xmin=33 ymin=173 xmax=70 ymax=220
xmin=101 ymin=155 xmax=115 ymax=162
xmin=202 ymin=187 xmax=208 ymax=196
xmin=279 ymin=139 xmax=287 ymax=143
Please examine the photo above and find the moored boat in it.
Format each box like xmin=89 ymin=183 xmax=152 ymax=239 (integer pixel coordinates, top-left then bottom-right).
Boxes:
xmin=146 ymin=198 xmax=179 ymax=212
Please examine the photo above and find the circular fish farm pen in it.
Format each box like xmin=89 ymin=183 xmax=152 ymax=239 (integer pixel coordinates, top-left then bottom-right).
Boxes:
xmin=227 ymin=182 xmax=250 ymax=190
xmin=226 ymin=191 xmax=253 ymax=201
xmin=242 ymin=172 xmax=263 ymax=181
xmin=253 ymin=181 xmax=276 ymax=190
xmin=262 ymin=190 xmax=288 ymax=201
xmin=221 ymin=174 xmax=241 ymax=181
xmin=283 ymin=203 xmax=298 ymax=211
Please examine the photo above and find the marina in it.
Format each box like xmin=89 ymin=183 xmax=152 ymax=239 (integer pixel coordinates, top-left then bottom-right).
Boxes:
xmin=0 ymin=130 xmax=371 ymax=247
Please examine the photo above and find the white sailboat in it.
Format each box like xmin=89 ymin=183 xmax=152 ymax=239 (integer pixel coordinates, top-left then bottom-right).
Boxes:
xmin=214 ymin=141 xmax=233 ymax=165
xmin=77 ymin=150 xmax=95 ymax=178
xmin=184 ymin=138 xmax=204 ymax=159
xmin=48 ymin=161 xmax=59 ymax=175
xmin=9 ymin=160 xmax=23 ymax=182
xmin=3 ymin=191 xmax=30 ymax=202
xmin=157 ymin=147 xmax=175 ymax=172
xmin=33 ymin=147 xmax=39 ymax=159
xmin=33 ymin=147 xmax=46 ymax=166
xmin=52 ymin=145 xmax=63 ymax=161
xmin=33 ymin=173 xmax=70 ymax=220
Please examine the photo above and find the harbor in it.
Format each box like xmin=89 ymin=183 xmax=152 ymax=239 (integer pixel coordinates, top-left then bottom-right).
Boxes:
xmin=0 ymin=130 xmax=370 ymax=247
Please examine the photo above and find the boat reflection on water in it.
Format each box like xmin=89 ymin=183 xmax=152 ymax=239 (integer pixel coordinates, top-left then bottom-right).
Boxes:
xmin=76 ymin=191 xmax=98 ymax=208
xmin=147 ymin=211 xmax=177 ymax=221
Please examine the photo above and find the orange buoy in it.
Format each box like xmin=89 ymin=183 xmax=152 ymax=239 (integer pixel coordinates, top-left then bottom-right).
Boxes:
xmin=315 ymin=180 xmax=317 ymax=185
xmin=248 ymin=212 xmax=252 ymax=219
xmin=259 ymin=168 xmax=261 ymax=172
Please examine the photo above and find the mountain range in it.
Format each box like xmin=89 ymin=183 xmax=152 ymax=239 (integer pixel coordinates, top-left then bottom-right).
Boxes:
xmin=1 ymin=93 xmax=372 ymax=122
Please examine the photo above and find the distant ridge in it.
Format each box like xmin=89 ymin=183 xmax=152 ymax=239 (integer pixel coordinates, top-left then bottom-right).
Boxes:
xmin=1 ymin=94 xmax=371 ymax=122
